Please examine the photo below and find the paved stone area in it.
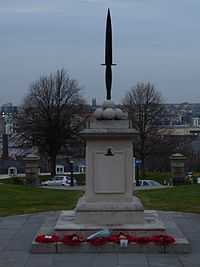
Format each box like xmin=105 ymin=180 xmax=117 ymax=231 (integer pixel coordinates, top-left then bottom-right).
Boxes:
xmin=0 ymin=211 xmax=199 ymax=266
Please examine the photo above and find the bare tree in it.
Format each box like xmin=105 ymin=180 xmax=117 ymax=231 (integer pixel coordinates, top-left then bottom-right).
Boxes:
xmin=145 ymin=134 xmax=193 ymax=172
xmin=123 ymin=82 xmax=164 ymax=176
xmin=16 ymin=69 xmax=88 ymax=176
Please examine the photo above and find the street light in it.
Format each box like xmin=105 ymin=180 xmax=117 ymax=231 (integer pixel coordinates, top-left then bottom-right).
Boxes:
xmin=69 ymin=160 xmax=74 ymax=187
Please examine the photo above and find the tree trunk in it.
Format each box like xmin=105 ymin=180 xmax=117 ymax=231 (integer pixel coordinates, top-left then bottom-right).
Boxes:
xmin=49 ymin=154 xmax=56 ymax=177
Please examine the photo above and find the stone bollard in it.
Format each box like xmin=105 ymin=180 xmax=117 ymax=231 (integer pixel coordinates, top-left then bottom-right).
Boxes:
xmin=24 ymin=153 xmax=40 ymax=186
xmin=169 ymin=153 xmax=186 ymax=186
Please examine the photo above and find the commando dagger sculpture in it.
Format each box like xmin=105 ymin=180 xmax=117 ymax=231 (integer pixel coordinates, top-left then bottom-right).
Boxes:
xmin=102 ymin=9 xmax=116 ymax=100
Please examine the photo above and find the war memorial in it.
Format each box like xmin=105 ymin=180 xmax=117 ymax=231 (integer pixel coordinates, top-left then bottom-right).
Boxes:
xmin=31 ymin=9 xmax=191 ymax=254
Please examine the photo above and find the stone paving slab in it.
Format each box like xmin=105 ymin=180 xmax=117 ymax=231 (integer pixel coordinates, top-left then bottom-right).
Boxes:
xmin=147 ymin=254 xmax=183 ymax=267
xmin=24 ymin=254 xmax=53 ymax=267
xmin=0 ymin=251 xmax=29 ymax=267
xmin=118 ymin=253 xmax=148 ymax=265
xmin=178 ymin=253 xmax=200 ymax=266
xmin=0 ymin=215 xmax=28 ymax=229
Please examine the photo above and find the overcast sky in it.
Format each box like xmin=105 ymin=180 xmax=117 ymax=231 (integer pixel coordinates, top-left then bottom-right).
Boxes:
xmin=1 ymin=0 xmax=200 ymax=105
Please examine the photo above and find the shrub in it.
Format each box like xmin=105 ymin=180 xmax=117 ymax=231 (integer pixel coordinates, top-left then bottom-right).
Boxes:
xmin=74 ymin=173 xmax=85 ymax=185
xmin=11 ymin=177 xmax=26 ymax=185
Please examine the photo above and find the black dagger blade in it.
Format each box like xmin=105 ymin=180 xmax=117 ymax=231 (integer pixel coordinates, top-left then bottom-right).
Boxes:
xmin=102 ymin=8 xmax=116 ymax=100
xmin=102 ymin=8 xmax=116 ymax=66
xmin=105 ymin=8 xmax=112 ymax=66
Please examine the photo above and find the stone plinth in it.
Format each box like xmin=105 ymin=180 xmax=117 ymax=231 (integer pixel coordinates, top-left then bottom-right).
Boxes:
xmin=24 ymin=153 xmax=40 ymax=185
xmin=75 ymin=119 xmax=144 ymax=225
xmin=169 ymin=153 xmax=186 ymax=185
xmin=75 ymin=196 xmax=144 ymax=225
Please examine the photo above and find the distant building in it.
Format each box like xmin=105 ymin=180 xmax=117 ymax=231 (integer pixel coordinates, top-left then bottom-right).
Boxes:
xmin=159 ymin=126 xmax=200 ymax=136
xmin=192 ymin=117 xmax=200 ymax=128
xmin=0 ymin=159 xmax=24 ymax=175
xmin=92 ymin=98 xmax=97 ymax=108
xmin=0 ymin=116 xmax=5 ymax=135
xmin=0 ymin=103 xmax=18 ymax=135
xmin=1 ymin=103 xmax=18 ymax=115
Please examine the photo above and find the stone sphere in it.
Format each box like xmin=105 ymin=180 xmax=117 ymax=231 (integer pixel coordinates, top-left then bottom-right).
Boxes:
xmin=103 ymin=108 xmax=115 ymax=119
xmin=102 ymin=100 xmax=115 ymax=109
xmin=94 ymin=108 xmax=103 ymax=119
xmin=115 ymin=108 xmax=123 ymax=119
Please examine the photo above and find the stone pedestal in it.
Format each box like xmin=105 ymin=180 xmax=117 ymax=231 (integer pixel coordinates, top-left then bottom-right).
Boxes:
xmin=24 ymin=153 xmax=40 ymax=185
xmin=75 ymin=118 xmax=144 ymax=225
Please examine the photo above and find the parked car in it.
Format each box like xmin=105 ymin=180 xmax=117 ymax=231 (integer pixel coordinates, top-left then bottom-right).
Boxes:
xmin=137 ymin=179 xmax=162 ymax=187
xmin=41 ymin=176 xmax=77 ymax=186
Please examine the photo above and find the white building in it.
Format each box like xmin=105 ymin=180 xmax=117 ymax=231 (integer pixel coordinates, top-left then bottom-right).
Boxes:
xmin=192 ymin=117 xmax=200 ymax=128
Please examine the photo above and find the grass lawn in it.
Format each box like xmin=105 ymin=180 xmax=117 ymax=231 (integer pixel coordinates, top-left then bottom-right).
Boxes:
xmin=0 ymin=184 xmax=200 ymax=216
xmin=136 ymin=184 xmax=200 ymax=213
xmin=0 ymin=184 xmax=83 ymax=216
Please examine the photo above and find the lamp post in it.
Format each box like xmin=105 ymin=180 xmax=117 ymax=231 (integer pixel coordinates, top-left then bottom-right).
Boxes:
xmin=69 ymin=160 xmax=74 ymax=187
xmin=135 ymin=160 xmax=141 ymax=186
xmin=133 ymin=144 xmax=140 ymax=187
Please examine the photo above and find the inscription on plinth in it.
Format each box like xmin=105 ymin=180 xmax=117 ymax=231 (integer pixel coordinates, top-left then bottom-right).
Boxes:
xmin=94 ymin=151 xmax=125 ymax=193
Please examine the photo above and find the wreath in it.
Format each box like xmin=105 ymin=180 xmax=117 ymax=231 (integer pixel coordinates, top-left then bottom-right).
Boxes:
xmin=151 ymin=235 xmax=175 ymax=246
xmin=62 ymin=234 xmax=84 ymax=246
xmin=35 ymin=232 xmax=175 ymax=247
xmin=35 ymin=234 xmax=60 ymax=243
